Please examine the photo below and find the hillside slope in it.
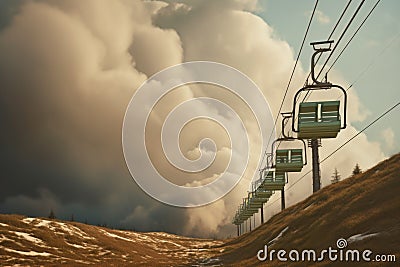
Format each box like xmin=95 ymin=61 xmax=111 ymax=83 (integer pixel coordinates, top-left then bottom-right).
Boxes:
xmin=0 ymin=215 xmax=222 ymax=266
xmin=0 ymin=153 xmax=399 ymax=266
xmin=216 ymin=153 xmax=400 ymax=266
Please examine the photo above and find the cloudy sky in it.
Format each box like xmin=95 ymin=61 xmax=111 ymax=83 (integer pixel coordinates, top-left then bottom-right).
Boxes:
xmin=0 ymin=0 xmax=399 ymax=238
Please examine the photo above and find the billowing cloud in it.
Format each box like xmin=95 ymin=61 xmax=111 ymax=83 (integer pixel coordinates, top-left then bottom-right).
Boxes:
xmin=0 ymin=0 xmax=181 ymax=228
xmin=381 ymin=128 xmax=395 ymax=148
xmin=0 ymin=0 xmax=387 ymax=238
xmin=314 ymin=10 xmax=330 ymax=24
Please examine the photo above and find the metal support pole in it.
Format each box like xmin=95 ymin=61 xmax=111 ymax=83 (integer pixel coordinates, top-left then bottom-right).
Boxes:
xmin=310 ymin=139 xmax=321 ymax=192
xmin=250 ymin=217 xmax=252 ymax=231
xmin=281 ymin=188 xmax=285 ymax=210
xmin=261 ymin=203 xmax=264 ymax=224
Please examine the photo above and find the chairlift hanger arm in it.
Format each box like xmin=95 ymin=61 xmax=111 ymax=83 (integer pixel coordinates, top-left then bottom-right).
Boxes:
xmin=281 ymin=113 xmax=292 ymax=139
xmin=311 ymin=48 xmax=332 ymax=86
xmin=310 ymin=40 xmax=334 ymax=49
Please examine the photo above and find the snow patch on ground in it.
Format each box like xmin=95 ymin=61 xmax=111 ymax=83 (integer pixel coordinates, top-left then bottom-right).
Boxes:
xmin=304 ymin=203 xmax=314 ymax=211
xmin=12 ymin=231 xmax=45 ymax=245
xmin=158 ymin=239 xmax=184 ymax=248
xmin=21 ymin=218 xmax=35 ymax=224
xmin=347 ymin=232 xmax=380 ymax=243
xmin=268 ymin=226 xmax=289 ymax=245
xmin=123 ymin=231 xmax=157 ymax=243
xmin=22 ymin=217 xmax=93 ymax=240
xmin=0 ymin=223 xmax=9 ymax=227
xmin=0 ymin=234 xmax=10 ymax=242
xmin=0 ymin=234 xmax=25 ymax=247
xmin=23 ymin=218 xmax=53 ymax=229
xmin=147 ymin=232 xmax=183 ymax=239
xmin=65 ymin=242 xmax=86 ymax=249
xmin=2 ymin=246 xmax=52 ymax=257
xmin=100 ymin=229 xmax=134 ymax=242
xmin=71 ymin=259 xmax=93 ymax=264
xmin=98 ymin=250 xmax=113 ymax=256
xmin=195 ymin=257 xmax=223 ymax=266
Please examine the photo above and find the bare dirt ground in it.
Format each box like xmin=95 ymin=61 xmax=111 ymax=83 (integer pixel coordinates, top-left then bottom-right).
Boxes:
xmin=1 ymin=153 xmax=399 ymax=266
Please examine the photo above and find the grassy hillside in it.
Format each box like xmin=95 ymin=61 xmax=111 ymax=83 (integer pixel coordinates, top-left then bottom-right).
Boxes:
xmin=1 ymin=153 xmax=399 ymax=266
xmin=217 ymin=153 xmax=400 ymax=266
xmin=0 ymin=215 xmax=222 ymax=266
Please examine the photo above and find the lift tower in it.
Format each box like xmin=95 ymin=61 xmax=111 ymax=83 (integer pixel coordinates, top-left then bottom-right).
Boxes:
xmin=309 ymin=138 xmax=321 ymax=192
xmin=308 ymin=41 xmax=329 ymax=193
xmin=292 ymin=40 xmax=347 ymax=193
xmin=308 ymin=41 xmax=330 ymax=192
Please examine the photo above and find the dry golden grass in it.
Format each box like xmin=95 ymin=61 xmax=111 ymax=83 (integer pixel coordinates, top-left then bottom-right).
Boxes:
xmin=0 ymin=214 xmax=222 ymax=266
xmin=215 ymin=153 xmax=400 ymax=266
xmin=1 ymin=153 xmax=399 ymax=266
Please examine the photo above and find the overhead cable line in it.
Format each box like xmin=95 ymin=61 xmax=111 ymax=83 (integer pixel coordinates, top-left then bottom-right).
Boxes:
xmin=264 ymin=0 xmax=355 ymax=210
xmin=325 ymin=0 xmax=382 ymax=75
xmin=301 ymin=0 xmax=366 ymax=103
xmin=266 ymin=100 xmax=399 ymax=208
xmin=260 ymin=0 xmax=319 ymax=169
xmin=336 ymin=31 xmax=400 ymax=100
xmin=289 ymin=0 xmax=355 ymax=135
xmin=303 ymin=0 xmax=354 ymax=85
xmin=286 ymin=101 xmax=400 ymax=191
xmin=314 ymin=0 xmax=366 ymax=82
xmin=264 ymin=196 xmax=281 ymax=208
xmin=320 ymin=101 xmax=399 ymax=163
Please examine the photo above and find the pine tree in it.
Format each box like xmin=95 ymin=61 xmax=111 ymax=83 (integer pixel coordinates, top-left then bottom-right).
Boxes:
xmin=352 ymin=163 xmax=362 ymax=175
xmin=48 ymin=209 xmax=56 ymax=219
xmin=331 ymin=168 xmax=341 ymax=184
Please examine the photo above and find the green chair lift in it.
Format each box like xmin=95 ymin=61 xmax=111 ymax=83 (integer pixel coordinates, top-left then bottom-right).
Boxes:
xmin=253 ymin=189 xmax=272 ymax=201
xmin=260 ymin=170 xmax=287 ymax=191
xmin=292 ymin=40 xmax=347 ymax=139
xmin=275 ymin=149 xmax=304 ymax=172
xmin=272 ymin=135 xmax=307 ymax=172
xmin=270 ymin=113 xmax=307 ymax=172
xmin=297 ymin=101 xmax=341 ymax=139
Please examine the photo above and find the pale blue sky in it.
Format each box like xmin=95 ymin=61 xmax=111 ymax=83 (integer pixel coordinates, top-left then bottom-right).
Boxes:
xmin=256 ymin=0 xmax=400 ymax=156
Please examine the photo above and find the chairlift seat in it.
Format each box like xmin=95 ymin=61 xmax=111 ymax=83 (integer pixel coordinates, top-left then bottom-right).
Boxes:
xmin=261 ymin=171 xmax=286 ymax=190
xmin=248 ymin=202 xmax=263 ymax=209
xmin=254 ymin=198 xmax=268 ymax=204
xmin=243 ymin=210 xmax=257 ymax=216
xmin=275 ymin=149 xmax=304 ymax=172
xmin=255 ymin=189 xmax=273 ymax=199
xmin=251 ymin=195 xmax=269 ymax=203
xmin=298 ymin=101 xmax=341 ymax=139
